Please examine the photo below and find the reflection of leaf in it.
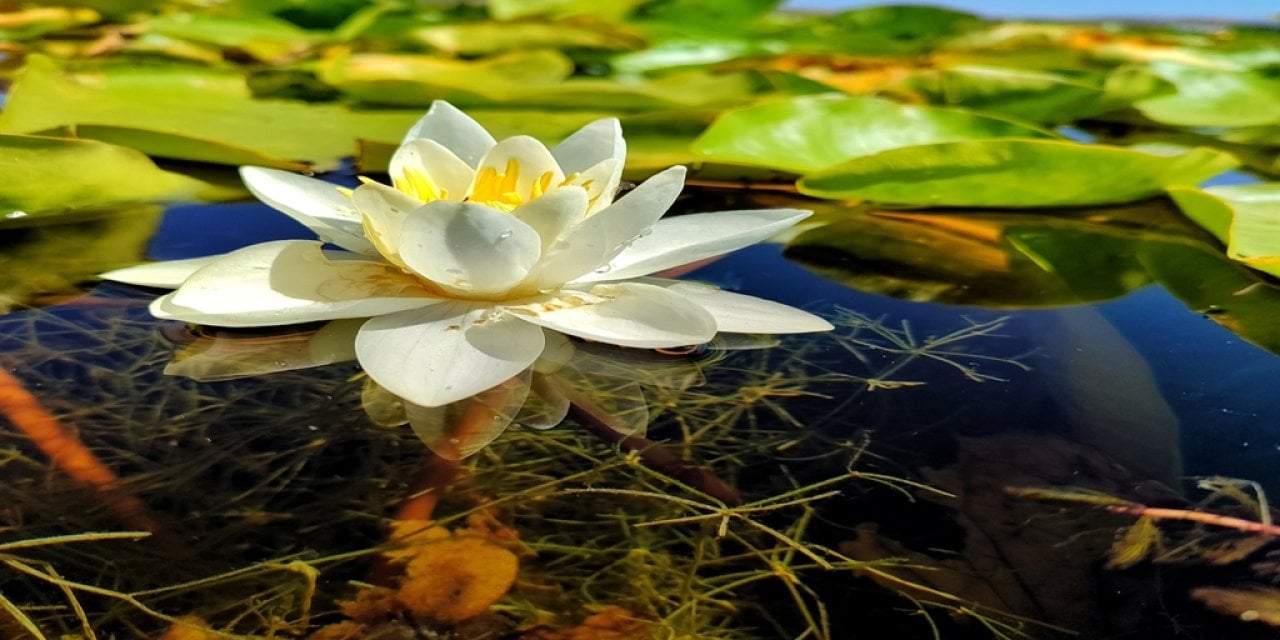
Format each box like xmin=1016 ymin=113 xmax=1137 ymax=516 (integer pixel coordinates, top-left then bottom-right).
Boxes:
xmin=0 ymin=55 xmax=420 ymax=170
xmin=0 ymin=206 xmax=163 ymax=312
xmin=786 ymin=207 xmax=1153 ymax=308
xmin=800 ymin=139 xmax=1238 ymax=207
xmin=1168 ymin=184 xmax=1280 ymax=276
xmin=0 ymin=135 xmax=217 ymax=223
xmin=1138 ymin=240 xmax=1280 ymax=355
xmin=1136 ymin=63 xmax=1280 ymax=127
xmin=1192 ymin=587 xmax=1280 ymax=627
xmin=692 ymin=94 xmax=1048 ymax=174
xmin=887 ymin=65 xmax=1162 ymax=124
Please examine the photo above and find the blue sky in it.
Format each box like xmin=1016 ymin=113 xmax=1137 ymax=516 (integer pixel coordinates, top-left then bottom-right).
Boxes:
xmin=784 ymin=1 xmax=1279 ymax=22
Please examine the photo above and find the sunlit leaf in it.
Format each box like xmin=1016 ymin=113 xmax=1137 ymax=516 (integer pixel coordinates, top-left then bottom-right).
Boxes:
xmin=0 ymin=55 xmax=422 ymax=170
xmin=1136 ymin=62 xmax=1280 ymax=128
xmin=1169 ymin=184 xmax=1280 ymax=276
xmin=320 ymin=49 xmax=761 ymax=110
xmin=0 ymin=134 xmax=219 ymax=223
xmin=692 ymin=94 xmax=1050 ymax=174
xmin=143 ymin=12 xmax=318 ymax=62
xmin=488 ymin=0 xmax=647 ymax=21
xmin=799 ymin=139 xmax=1238 ymax=207
xmin=412 ymin=19 xmax=645 ymax=55
xmin=0 ymin=6 xmax=100 ymax=41
xmin=887 ymin=65 xmax=1164 ymax=124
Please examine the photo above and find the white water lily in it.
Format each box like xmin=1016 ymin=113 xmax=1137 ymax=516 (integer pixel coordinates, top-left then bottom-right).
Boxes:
xmin=103 ymin=101 xmax=831 ymax=409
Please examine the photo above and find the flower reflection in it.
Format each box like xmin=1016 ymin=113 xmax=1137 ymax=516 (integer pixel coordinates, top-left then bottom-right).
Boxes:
xmin=163 ymin=321 xmax=756 ymax=459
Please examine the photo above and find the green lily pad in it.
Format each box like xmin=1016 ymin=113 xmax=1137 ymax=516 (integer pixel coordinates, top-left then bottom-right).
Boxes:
xmin=319 ymin=49 xmax=761 ymax=110
xmin=0 ymin=55 xmax=422 ymax=170
xmin=799 ymin=139 xmax=1239 ymax=207
xmin=411 ymin=19 xmax=645 ymax=55
xmin=1168 ymin=184 xmax=1280 ymax=277
xmin=691 ymin=94 xmax=1050 ymax=175
xmin=0 ymin=134 xmax=221 ymax=226
xmin=1136 ymin=62 xmax=1280 ymax=128
xmin=143 ymin=13 xmax=318 ymax=62
xmin=887 ymin=65 xmax=1164 ymax=124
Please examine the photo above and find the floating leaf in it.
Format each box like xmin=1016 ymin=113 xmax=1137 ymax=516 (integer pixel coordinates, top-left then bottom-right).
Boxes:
xmin=320 ymin=49 xmax=760 ymax=110
xmin=412 ymin=19 xmax=645 ymax=55
xmin=1168 ymin=184 xmax=1280 ymax=277
xmin=1136 ymin=62 xmax=1280 ymax=128
xmin=0 ymin=6 xmax=100 ymax=41
xmin=887 ymin=65 xmax=1163 ymax=124
xmin=799 ymin=139 xmax=1238 ymax=207
xmin=0 ymin=55 xmax=421 ymax=170
xmin=0 ymin=134 xmax=219 ymax=223
xmin=143 ymin=13 xmax=318 ymax=62
xmin=692 ymin=94 xmax=1049 ymax=174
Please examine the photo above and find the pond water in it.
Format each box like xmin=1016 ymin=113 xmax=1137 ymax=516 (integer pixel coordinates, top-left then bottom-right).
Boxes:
xmin=1 ymin=175 xmax=1276 ymax=639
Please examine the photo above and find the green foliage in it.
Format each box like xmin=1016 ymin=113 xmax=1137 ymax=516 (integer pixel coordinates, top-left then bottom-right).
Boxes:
xmin=693 ymin=94 xmax=1050 ymax=174
xmin=1169 ymin=184 xmax=1280 ymax=276
xmin=799 ymin=139 xmax=1238 ymax=207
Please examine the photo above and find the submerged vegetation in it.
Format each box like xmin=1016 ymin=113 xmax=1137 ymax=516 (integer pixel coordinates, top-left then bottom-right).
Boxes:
xmin=0 ymin=297 xmax=1036 ymax=638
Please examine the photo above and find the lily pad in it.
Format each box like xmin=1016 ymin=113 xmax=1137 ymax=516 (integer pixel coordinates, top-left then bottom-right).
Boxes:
xmin=0 ymin=55 xmax=421 ymax=170
xmin=691 ymin=94 xmax=1050 ymax=174
xmin=799 ymin=139 xmax=1238 ymax=207
xmin=319 ymin=49 xmax=761 ymax=110
xmin=887 ymin=65 xmax=1164 ymax=124
xmin=1168 ymin=184 xmax=1280 ymax=276
xmin=411 ymin=19 xmax=645 ymax=55
xmin=0 ymin=134 xmax=219 ymax=225
xmin=1136 ymin=62 xmax=1280 ymax=128
xmin=143 ymin=13 xmax=318 ymax=62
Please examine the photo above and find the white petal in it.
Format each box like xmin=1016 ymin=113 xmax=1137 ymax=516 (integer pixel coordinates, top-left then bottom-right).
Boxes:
xmin=528 ymin=165 xmax=686 ymax=288
xmin=552 ymin=118 xmax=625 ymax=209
xmin=573 ymin=208 xmax=810 ymax=283
xmin=509 ymin=282 xmax=716 ymax=349
xmin=511 ymin=186 xmax=590 ymax=253
xmin=388 ymin=138 xmax=475 ymax=201
xmin=657 ymin=280 xmax=833 ymax=333
xmin=573 ymin=158 xmax=623 ymax=213
xmin=155 ymin=240 xmax=439 ymax=327
xmin=407 ymin=371 xmax=531 ymax=459
xmin=100 ymin=255 xmax=221 ymax=289
xmin=351 ymin=181 xmax=421 ymax=266
xmin=239 ymin=166 xmax=377 ymax=256
xmin=400 ymin=100 xmax=496 ymax=167
xmin=398 ymin=201 xmax=542 ymax=296
xmin=355 ymin=302 xmax=545 ymax=407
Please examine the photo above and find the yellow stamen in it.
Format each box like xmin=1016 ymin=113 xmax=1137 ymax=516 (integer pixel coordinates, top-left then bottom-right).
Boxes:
xmin=401 ymin=168 xmax=442 ymax=202
xmin=335 ymin=186 xmax=354 ymax=198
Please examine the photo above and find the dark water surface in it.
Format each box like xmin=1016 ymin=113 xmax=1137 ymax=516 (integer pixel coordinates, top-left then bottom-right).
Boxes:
xmin=1 ymin=182 xmax=1277 ymax=639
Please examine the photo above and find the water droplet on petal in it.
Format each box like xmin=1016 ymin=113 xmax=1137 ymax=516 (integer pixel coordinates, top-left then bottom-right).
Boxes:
xmin=444 ymin=267 xmax=464 ymax=275
xmin=593 ymin=264 xmax=612 ymax=274
xmin=497 ymin=230 xmax=513 ymax=240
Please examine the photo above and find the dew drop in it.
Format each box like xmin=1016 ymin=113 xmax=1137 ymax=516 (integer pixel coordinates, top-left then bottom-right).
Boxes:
xmin=444 ymin=267 xmax=464 ymax=275
xmin=593 ymin=264 xmax=612 ymax=274
xmin=497 ymin=230 xmax=513 ymax=240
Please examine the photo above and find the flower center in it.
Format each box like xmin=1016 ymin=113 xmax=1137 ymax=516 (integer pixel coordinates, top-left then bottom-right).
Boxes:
xmin=465 ymin=158 xmax=557 ymax=213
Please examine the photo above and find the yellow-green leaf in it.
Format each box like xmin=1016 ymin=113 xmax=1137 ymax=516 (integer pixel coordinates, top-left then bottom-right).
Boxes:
xmin=1168 ymin=184 xmax=1280 ymax=277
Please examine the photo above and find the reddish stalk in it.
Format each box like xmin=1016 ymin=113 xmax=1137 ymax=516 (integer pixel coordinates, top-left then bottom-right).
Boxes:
xmin=1106 ymin=504 xmax=1280 ymax=536
xmin=546 ymin=378 xmax=744 ymax=506
xmin=0 ymin=368 xmax=161 ymax=533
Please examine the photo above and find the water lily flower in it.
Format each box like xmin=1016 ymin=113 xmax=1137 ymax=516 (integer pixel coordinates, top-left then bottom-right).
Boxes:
xmin=103 ymin=101 xmax=831 ymax=410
